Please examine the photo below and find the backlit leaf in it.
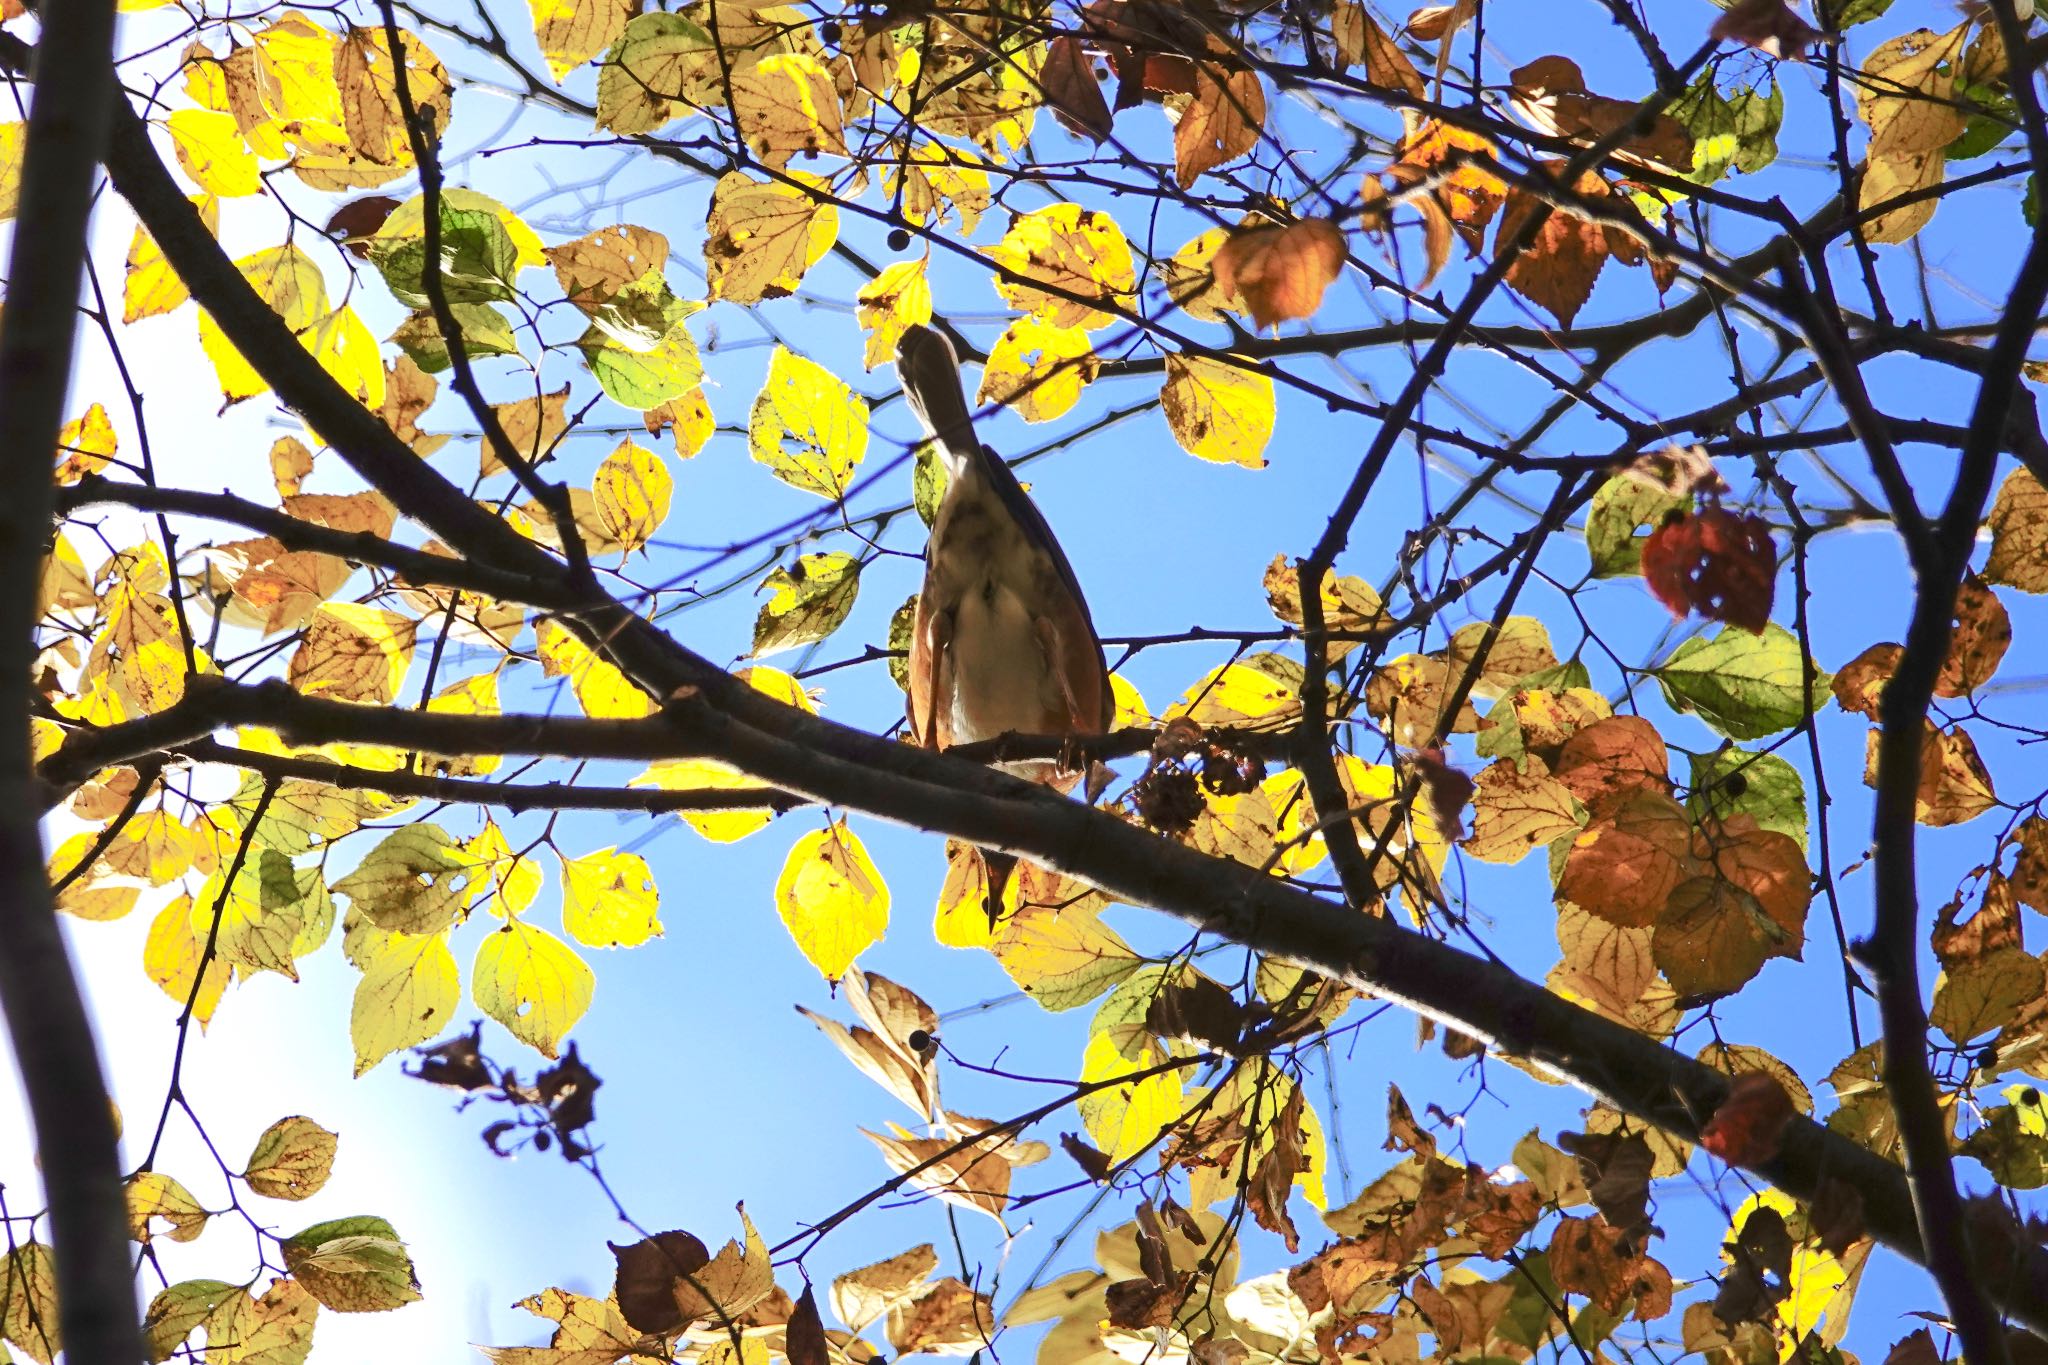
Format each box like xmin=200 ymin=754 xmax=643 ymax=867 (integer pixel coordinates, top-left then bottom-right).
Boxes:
xmin=753 ymin=552 xmax=862 ymax=657
xmin=560 ymin=847 xmax=662 ymax=948
xmin=282 ymin=1215 xmax=421 ymax=1313
xmin=777 ymin=819 xmax=890 ymax=982
xmin=986 ymin=203 xmax=1136 ymax=330
xmin=1161 ymin=353 xmax=1275 ymax=468
xmin=244 ymin=1116 xmax=339 ymax=1201
xmin=749 ymin=345 xmax=871 ymax=499
xmin=474 ymin=919 xmax=594 ymax=1057
xmin=704 ymin=170 xmax=838 ymax=303
xmin=977 ymin=316 xmax=1098 ymax=423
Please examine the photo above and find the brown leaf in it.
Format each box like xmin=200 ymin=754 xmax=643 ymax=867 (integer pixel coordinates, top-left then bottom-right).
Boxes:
xmin=546 ymin=223 xmax=670 ymax=314
xmin=611 ymin=1230 xmax=711 ymax=1334
xmin=1553 ymin=714 xmax=1670 ymax=804
xmin=1936 ymin=571 xmax=2010 ymax=696
xmin=1103 ymin=1274 xmax=1192 ymax=1329
xmin=1042 ymin=35 xmax=1114 ymax=142
xmin=787 ymin=1285 xmax=829 ymax=1365
xmin=1211 ymin=219 xmax=1347 ymax=329
xmin=324 ymin=195 xmax=401 ymax=255
xmin=1711 ymin=0 xmax=1823 ymax=59
xmin=1832 ymin=641 xmax=1903 ymax=717
xmin=1933 ymin=874 xmax=2022 ymax=970
xmin=1508 ymin=56 xmax=1691 ymax=174
xmin=1396 ymin=120 xmax=1508 ymax=240
xmin=1556 ymin=1130 xmax=1655 ymax=1249
xmin=1494 ymin=163 xmax=1617 ymax=327
xmin=1986 ymin=465 xmax=2048 ymax=592
xmin=1558 ymin=789 xmax=1692 ymax=928
xmin=1862 ymin=721 xmax=1998 ymax=827
xmin=1548 ymin=1215 xmax=1673 ymax=1318
xmin=1061 ymin=1132 xmax=1114 ymax=1183
xmin=1175 ymin=65 xmax=1265 ymax=188
xmin=884 ymin=1277 xmax=993 ymax=1356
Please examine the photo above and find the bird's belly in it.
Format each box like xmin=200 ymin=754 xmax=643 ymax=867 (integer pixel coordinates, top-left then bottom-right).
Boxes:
xmin=948 ymin=576 xmax=1059 ymax=745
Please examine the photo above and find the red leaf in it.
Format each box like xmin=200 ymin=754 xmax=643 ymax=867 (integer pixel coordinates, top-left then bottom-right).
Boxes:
xmin=1640 ymin=506 xmax=1776 ymax=633
xmin=1698 ymin=1072 xmax=1796 ymax=1166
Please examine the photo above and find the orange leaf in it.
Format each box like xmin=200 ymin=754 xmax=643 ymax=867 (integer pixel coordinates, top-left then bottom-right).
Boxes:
xmin=1211 ymin=219 xmax=1346 ymax=329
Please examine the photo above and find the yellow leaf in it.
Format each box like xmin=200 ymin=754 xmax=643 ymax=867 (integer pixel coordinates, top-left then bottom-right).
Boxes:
xmin=55 ymin=402 xmax=118 ymax=484
xmin=1161 ymin=353 xmax=1274 ymax=468
xmin=749 ymin=345 xmax=871 ymax=499
xmin=145 ymin=894 xmax=229 ymax=1026
xmin=976 ymin=316 xmax=1097 ymax=423
xmin=887 ymin=141 xmax=990 ymax=236
xmin=704 ymin=170 xmax=839 ymax=303
xmin=350 ymin=924 xmax=459 ymax=1075
xmin=1158 ymin=225 xmax=1248 ymax=322
xmin=1077 ymin=1031 xmax=1184 ymax=1164
xmin=986 ymin=203 xmax=1135 ymax=330
xmin=856 ymin=258 xmax=934 ymax=370
xmin=753 ymin=551 xmax=862 ymax=656
xmin=934 ymin=840 xmax=997 ymax=950
xmin=167 ymin=108 xmax=262 ymax=197
xmin=424 ymin=671 xmax=503 ymax=777
xmin=125 ymin=1172 xmax=208 ymax=1244
xmin=473 ymin=920 xmax=593 ymax=1057
xmin=993 ymin=901 xmax=1140 ymax=1011
xmin=534 ymin=619 xmax=656 ymax=719
xmin=528 ymin=0 xmax=634 ymax=80
xmin=776 ymin=819 xmax=890 ymax=981
xmin=591 ymin=438 xmax=672 ymax=552
xmin=560 ymin=847 xmax=662 ymax=948
xmin=304 ymin=305 xmax=387 ymax=409
xmin=632 ymin=757 xmax=779 ymax=843
xmin=0 ymin=122 xmax=24 ymax=221
xmin=106 ymin=809 xmax=196 ymax=885
xmin=125 ymin=197 xmax=216 ymax=322
xmin=287 ymin=602 xmax=416 ymax=703
xmin=197 ymin=245 xmax=332 ymax=404
xmin=243 ymin=1115 xmax=339 ymax=1201
xmin=730 ymin=52 xmax=847 ymax=169
xmin=643 ymin=386 xmax=717 ymax=458
xmin=1166 ymin=662 xmax=1298 ymax=727
xmin=1109 ymin=673 xmax=1151 ymax=729
xmin=1723 ymin=1190 xmax=1851 ymax=1351
xmin=461 ymin=818 xmax=540 ymax=918
xmin=739 ymin=663 xmax=819 ymax=713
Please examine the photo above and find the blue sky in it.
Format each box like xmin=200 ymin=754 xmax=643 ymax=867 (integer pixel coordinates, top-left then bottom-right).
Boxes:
xmin=5 ymin=0 xmax=2047 ymax=1359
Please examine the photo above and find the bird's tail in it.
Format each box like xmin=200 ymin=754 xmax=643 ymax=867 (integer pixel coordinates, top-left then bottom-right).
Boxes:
xmin=896 ymin=323 xmax=982 ymax=480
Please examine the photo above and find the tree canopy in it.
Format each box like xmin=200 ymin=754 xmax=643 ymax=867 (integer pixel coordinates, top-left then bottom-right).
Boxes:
xmin=5 ymin=0 xmax=2048 ymax=1363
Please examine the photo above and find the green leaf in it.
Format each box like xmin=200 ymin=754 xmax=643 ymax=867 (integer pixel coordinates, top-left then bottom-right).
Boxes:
xmin=753 ymin=553 xmax=862 ymax=656
xmin=887 ymin=594 xmax=918 ymax=691
xmin=587 ymin=267 xmax=692 ymax=351
xmin=331 ymin=824 xmax=476 ymax=936
xmin=580 ymin=321 xmax=704 ymax=411
xmin=1947 ymin=85 xmax=2019 ymax=161
xmin=143 ymin=1279 xmax=238 ymax=1363
xmin=281 ymin=1215 xmax=422 ymax=1313
xmin=1654 ymin=624 xmax=1830 ymax=741
xmin=1686 ymin=747 xmax=1809 ymax=851
xmin=1677 ymin=74 xmax=1779 ymax=185
xmin=1963 ymin=1097 xmax=2048 ymax=1189
xmin=1585 ymin=476 xmax=1686 ymax=578
xmin=1835 ymin=0 xmax=1894 ymax=26
xmin=370 ymin=202 xmax=520 ymax=308
xmin=390 ymin=303 xmax=520 ymax=372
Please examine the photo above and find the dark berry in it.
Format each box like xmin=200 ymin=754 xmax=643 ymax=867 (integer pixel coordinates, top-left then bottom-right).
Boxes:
xmin=887 ymin=226 xmax=912 ymax=252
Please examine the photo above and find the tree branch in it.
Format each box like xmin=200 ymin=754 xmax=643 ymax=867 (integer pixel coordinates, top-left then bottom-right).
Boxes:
xmin=0 ymin=3 xmax=145 ymax=1362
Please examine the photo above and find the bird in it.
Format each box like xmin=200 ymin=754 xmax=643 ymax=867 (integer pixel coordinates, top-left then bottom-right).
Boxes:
xmin=896 ymin=322 xmax=1113 ymax=915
